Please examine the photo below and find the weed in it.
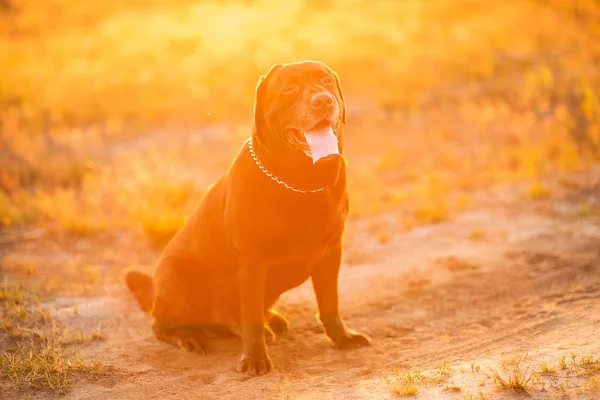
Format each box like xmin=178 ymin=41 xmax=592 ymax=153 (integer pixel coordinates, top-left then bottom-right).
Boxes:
xmin=576 ymin=203 xmax=600 ymax=217
xmin=378 ymin=232 xmax=390 ymax=244
xmin=559 ymin=356 xmax=568 ymax=370
xmin=527 ymin=181 xmax=552 ymax=200
xmin=581 ymin=376 xmax=599 ymax=392
xmin=469 ymin=229 xmax=486 ymax=240
xmin=14 ymin=305 xmax=28 ymax=323
xmin=24 ymin=264 xmax=38 ymax=276
xmin=413 ymin=203 xmax=449 ymax=225
xmin=0 ymin=340 xmax=93 ymax=394
xmin=438 ymin=360 xmax=451 ymax=375
xmin=83 ymin=265 xmax=98 ymax=285
xmin=0 ymin=281 xmax=25 ymax=303
xmin=0 ymin=277 xmax=107 ymax=394
xmin=580 ymin=355 xmax=595 ymax=366
xmin=437 ymin=256 xmax=479 ymax=272
xmin=385 ymin=369 xmax=422 ymax=397
xmin=539 ymin=362 xmax=556 ymax=375
xmin=487 ymin=354 xmax=533 ymax=392
xmin=443 ymin=384 xmax=462 ymax=392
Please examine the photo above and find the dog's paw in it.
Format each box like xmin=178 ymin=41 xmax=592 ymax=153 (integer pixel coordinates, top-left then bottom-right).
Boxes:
xmin=237 ymin=352 xmax=273 ymax=376
xmin=332 ymin=329 xmax=371 ymax=349
xmin=152 ymin=323 xmax=209 ymax=354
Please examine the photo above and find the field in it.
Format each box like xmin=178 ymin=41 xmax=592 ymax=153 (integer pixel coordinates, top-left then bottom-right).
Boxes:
xmin=1 ymin=0 xmax=600 ymax=399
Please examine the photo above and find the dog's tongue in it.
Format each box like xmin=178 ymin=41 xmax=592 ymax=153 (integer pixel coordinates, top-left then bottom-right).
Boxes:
xmin=303 ymin=125 xmax=340 ymax=164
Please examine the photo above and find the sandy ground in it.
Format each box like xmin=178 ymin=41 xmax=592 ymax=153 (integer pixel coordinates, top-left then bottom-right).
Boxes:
xmin=1 ymin=132 xmax=600 ymax=400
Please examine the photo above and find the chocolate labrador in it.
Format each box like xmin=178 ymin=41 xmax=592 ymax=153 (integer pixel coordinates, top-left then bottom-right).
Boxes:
xmin=125 ymin=60 xmax=370 ymax=376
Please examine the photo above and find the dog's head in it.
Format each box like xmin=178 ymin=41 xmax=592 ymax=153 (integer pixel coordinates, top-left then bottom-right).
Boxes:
xmin=251 ymin=60 xmax=346 ymax=165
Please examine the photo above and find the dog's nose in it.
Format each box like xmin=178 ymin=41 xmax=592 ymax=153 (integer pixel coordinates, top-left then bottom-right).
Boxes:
xmin=311 ymin=93 xmax=334 ymax=110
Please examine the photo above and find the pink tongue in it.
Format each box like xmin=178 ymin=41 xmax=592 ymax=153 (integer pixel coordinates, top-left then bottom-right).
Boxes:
xmin=303 ymin=125 xmax=340 ymax=164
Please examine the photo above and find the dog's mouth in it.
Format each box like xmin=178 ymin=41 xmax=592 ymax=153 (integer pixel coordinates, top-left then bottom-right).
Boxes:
xmin=302 ymin=119 xmax=340 ymax=164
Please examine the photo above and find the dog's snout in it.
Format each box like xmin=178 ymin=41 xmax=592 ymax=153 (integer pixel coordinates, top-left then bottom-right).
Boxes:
xmin=311 ymin=93 xmax=334 ymax=110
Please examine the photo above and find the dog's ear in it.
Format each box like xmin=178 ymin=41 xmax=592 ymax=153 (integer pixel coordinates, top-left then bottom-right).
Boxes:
xmin=252 ymin=64 xmax=283 ymax=149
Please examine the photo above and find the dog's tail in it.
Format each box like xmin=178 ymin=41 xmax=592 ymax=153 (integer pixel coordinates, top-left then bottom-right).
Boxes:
xmin=124 ymin=268 xmax=154 ymax=313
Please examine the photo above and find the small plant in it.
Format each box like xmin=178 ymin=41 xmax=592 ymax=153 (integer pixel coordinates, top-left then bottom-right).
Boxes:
xmin=471 ymin=363 xmax=481 ymax=373
xmin=443 ymin=384 xmax=461 ymax=392
xmin=14 ymin=305 xmax=28 ymax=322
xmin=580 ymin=355 xmax=595 ymax=366
xmin=437 ymin=256 xmax=478 ymax=272
xmin=488 ymin=354 xmax=533 ymax=392
xmin=24 ymin=263 xmax=38 ymax=276
xmin=413 ymin=203 xmax=449 ymax=225
xmin=469 ymin=229 xmax=486 ymax=240
xmin=559 ymin=356 xmax=568 ymax=370
xmin=378 ymin=231 xmax=390 ymax=244
xmin=581 ymin=376 xmax=599 ymax=392
xmin=539 ymin=362 xmax=556 ymax=375
xmin=436 ymin=360 xmax=452 ymax=381
xmin=83 ymin=265 xmax=98 ymax=284
xmin=0 ymin=340 xmax=92 ymax=394
xmin=385 ymin=369 xmax=422 ymax=397
xmin=527 ymin=180 xmax=551 ymax=200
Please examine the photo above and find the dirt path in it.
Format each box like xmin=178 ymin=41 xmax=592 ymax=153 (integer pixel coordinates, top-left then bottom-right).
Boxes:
xmin=1 ymin=128 xmax=599 ymax=399
xmin=3 ymin=176 xmax=594 ymax=400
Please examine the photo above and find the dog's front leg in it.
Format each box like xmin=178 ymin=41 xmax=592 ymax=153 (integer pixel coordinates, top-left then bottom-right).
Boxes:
xmin=311 ymin=240 xmax=371 ymax=349
xmin=237 ymin=262 xmax=272 ymax=375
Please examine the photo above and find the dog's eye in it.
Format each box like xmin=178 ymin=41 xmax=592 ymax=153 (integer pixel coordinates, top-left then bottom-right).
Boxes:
xmin=282 ymin=84 xmax=299 ymax=94
xmin=322 ymin=77 xmax=334 ymax=86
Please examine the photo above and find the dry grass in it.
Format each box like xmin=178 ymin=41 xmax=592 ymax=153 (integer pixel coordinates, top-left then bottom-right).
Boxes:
xmin=539 ymin=362 xmax=557 ymax=375
xmin=1 ymin=2 xmax=600 ymax=240
xmin=436 ymin=256 xmax=479 ymax=272
xmin=488 ymin=354 xmax=534 ymax=392
xmin=385 ymin=362 xmax=455 ymax=396
xmin=0 ymin=277 xmax=107 ymax=394
xmin=385 ymin=370 xmax=421 ymax=397
xmin=527 ymin=180 xmax=552 ymax=200
xmin=0 ymin=340 xmax=97 ymax=394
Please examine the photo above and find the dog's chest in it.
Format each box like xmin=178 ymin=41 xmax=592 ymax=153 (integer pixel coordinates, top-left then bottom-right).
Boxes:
xmin=263 ymin=205 xmax=344 ymax=277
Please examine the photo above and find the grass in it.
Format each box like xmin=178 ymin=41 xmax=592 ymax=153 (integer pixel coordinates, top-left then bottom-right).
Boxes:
xmin=436 ymin=256 xmax=479 ymax=272
xmin=385 ymin=370 xmax=421 ymax=397
xmin=0 ymin=0 xmax=599 ymax=242
xmin=0 ymin=276 xmax=108 ymax=394
xmin=560 ymin=356 xmax=568 ymax=370
xmin=0 ymin=340 xmax=97 ymax=394
xmin=5 ymin=0 xmax=595 ymax=129
xmin=487 ymin=354 xmax=534 ymax=392
xmin=469 ymin=229 xmax=487 ymax=241
xmin=527 ymin=180 xmax=552 ymax=200
xmin=385 ymin=362 xmax=456 ymax=397
xmin=539 ymin=362 xmax=557 ymax=375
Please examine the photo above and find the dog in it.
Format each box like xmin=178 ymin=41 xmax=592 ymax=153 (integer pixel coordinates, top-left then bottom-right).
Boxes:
xmin=124 ymin=60 xmax=371 ymax=376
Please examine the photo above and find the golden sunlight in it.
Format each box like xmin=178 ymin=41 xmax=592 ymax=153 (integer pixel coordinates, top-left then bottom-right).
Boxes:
xmin=1 ymin=0 xmax=600 ymax=398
